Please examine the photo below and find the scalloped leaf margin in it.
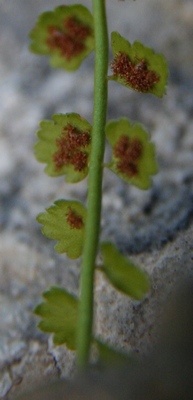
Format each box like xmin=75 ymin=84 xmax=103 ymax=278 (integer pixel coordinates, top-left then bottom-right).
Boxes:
xmin=34 ymin=287 xmax=78 ymax=349
xmin=34 ymin=113 xmax=92 ymax=183
xmin=105 ymin=118 xmax=158 ymax=190
xmin=37 ymin=199 xmax=86 ymax=259
xmin=109 ymin=31 xmax=168 ymax=97
xmin=29 ymin=5 xmax=94 ymax=71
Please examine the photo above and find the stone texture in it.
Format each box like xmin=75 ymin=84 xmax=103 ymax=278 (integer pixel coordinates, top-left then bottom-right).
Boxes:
xmin=0 ymin=0 xmax=193 ymax=398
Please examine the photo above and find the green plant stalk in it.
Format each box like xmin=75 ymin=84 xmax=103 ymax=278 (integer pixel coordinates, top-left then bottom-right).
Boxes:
xmin=77 ymin=0 xmax=109 ymax=369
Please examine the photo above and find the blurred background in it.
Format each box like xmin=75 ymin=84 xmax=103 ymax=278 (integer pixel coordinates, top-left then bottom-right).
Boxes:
xmin=0 ymin=0 xmax=193 ymax=398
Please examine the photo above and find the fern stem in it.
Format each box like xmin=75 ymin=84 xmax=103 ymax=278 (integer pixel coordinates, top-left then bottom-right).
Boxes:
xmin=77 ymin=0 xmax=109 ymax=369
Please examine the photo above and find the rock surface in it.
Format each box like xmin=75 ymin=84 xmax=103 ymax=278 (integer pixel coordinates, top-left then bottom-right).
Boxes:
xmin=0 ymin=0 xmax=193 ymax=398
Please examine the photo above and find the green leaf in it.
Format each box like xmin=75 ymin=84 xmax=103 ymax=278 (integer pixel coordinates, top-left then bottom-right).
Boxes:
xmin=109 ymin=31 xmax=168 ymax=97
xmin=100 ymin=242 xmax=150 ymax=300
xmin=105 ymin=118 xmax=158 ymax=190
xmin=29 ymin=5 xmax=94 ymax=71
xmin=95 ymin=338 xmax=132 ymax=366
xmin=37 ymin=199 xmax=86 ymax=259
xmin=34 ymin=113 xmax=92 ymax=183
xmin=34 ymin=287 xmax=78 ymax=349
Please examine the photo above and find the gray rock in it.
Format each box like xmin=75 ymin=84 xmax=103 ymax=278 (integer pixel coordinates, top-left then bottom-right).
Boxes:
xmin=13 ymin=279 xmax=193 ymax=399
xmin=0 ymin=0 xmax=193 ymax=398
